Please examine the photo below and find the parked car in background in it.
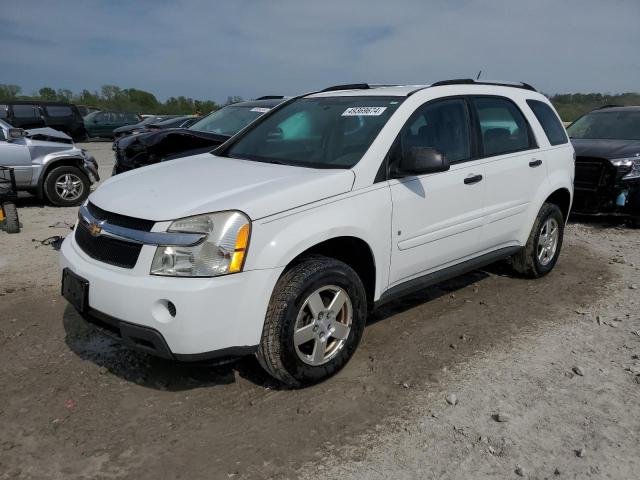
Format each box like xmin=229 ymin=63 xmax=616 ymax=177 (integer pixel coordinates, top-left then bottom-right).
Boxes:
xmin=0 ymin=119 xmax=98 ymax=206
xmin=567 ymin=105 xmax=640 ymax=218
xmin=0 ymin=101 xmax=87 ymax=141
xmin=144 ymin=115 xmax=200 ymax=131
xmin=113 ymin=115 xmax=179 ymax=140
xmin=84 ymin=111 xmax=141 ymax=139
xmin=112 ymin=97 xmax=284 ymax=174
xmin=76 ymin=105 xmax=101 ymax=118
xmin=61 ymin=81 xmax=574 ymax=386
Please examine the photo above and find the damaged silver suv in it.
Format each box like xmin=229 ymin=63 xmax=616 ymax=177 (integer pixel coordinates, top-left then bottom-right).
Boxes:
xmin=0 ymin=119 xmax=99 ymax=206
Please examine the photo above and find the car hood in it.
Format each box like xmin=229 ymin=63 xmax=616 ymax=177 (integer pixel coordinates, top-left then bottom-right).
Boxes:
xmin=572 ymin=138 xmax=640 ymax=160
xmin=90 ymin=153 xmax=355 ymax=221
xmin=25 ymin=127 xmax=73 ymax=144
xmin=115 ymin=128 xmax=229 ymax=171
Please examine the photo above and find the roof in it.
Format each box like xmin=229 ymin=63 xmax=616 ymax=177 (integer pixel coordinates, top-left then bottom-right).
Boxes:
xmin=592 ymin=105 xmax=640 ymax=113
xmin=232 ymin=98 xmax=286 ymax=108
xmin=310 ymin=85 xmax=426 ymax=98
xmin=0 ymin=100 xmax=75 ymax=106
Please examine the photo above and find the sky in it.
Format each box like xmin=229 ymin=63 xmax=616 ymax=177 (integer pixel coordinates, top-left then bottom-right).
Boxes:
xmin=1 ymin=0 xmax=639 ymax=103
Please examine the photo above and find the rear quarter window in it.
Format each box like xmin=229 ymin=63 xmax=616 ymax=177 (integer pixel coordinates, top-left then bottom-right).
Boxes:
xmin=0 ymin=105 xmax=7 ymax=119
xmin=45 ymin=105 xmax=73 ymax=117
xmin=526 ymin=100 xmax=568 ymax=146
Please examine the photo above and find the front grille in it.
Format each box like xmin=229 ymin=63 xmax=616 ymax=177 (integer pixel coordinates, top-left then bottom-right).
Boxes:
xmin=574 ymin=157 xmax=618 ymax=192
xmin=87 ymin=202 xmax=155 ymax=231
xmin=76 ymin=223 xmax=143 ymax=269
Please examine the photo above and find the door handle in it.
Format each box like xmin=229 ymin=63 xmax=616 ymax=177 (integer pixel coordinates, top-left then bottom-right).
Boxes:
xmin=529 ymin=159 xmax=543 ymax=168
xmin=464 ymin=174 xmax=483 ymax=185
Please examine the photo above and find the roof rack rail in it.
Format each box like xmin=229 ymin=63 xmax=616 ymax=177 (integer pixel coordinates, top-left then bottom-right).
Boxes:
xmin=430 ymin=78 xmax=537 ymax=92
xmin=255 ymin=95 xmax=285 ymax=100
xmin=320 ymin=83 xmax=370 ymax=92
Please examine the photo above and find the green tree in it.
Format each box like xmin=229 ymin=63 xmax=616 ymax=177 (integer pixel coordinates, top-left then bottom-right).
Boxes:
xmin=38 ymin=87 xmax=57 ymax=101
xmin=0 ymin=84 xmax=21 ymax=99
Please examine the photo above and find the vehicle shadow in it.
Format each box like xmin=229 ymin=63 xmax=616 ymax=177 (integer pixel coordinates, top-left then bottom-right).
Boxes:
xmin=62 ymin=265 xmax=504 ymax=392
xmin=569 ymin=213 xmax=638 ymax=229
xmin=62 ymin=304 xmax=277 ymax=391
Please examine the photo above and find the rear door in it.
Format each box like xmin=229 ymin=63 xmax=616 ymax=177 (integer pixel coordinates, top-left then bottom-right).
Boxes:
xmin=10 ymin=104 xmax=45 ymax=129
xmin=388 ymin=97 xmax=487 ymax=286
xmin=473 ymin=96 xmax=545 ymax=250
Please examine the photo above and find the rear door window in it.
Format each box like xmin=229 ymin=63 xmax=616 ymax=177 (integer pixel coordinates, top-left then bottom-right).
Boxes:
xmin=526 ymin=100 xmax=568 ymax=146
xmin=45 ymin=105 xmax=73 ymax=117
xmin=473 ymin=97 xmax=534 ymax=157
xmin=0 ymin=105 xmax=7 ymax=119
xmin=12 ymin=105 xmax=40 ymax=119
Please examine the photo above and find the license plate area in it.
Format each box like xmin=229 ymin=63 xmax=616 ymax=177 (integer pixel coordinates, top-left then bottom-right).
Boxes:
xmin=62 ymin=268 xmax=89 ymax=313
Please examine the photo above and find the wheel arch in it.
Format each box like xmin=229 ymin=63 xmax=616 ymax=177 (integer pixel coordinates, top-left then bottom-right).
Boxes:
xmin=37 ymin=156 xmax=87 ymax=199
xmin=281 ymin=236 xmax=377 ymax=311
xmin=544 ymin=187 xmax=572 ymax=222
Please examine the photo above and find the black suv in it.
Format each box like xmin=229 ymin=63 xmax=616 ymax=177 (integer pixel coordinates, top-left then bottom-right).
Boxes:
xmin=0 ymin=101 xmax=86 ymax=141
xmin=567 ymin=106 xmax=640 ymax=218
xmin=112 ymin=97 xmax=285 ymax=174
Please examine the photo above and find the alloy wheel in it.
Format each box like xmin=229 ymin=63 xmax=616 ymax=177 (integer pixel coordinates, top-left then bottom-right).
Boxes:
xmin=293 ymin=285 xmax=353 ymax=366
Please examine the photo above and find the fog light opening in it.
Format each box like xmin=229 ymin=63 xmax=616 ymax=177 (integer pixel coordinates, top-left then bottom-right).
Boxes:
xmin=167 ymin=301 xmax=177 ymax=317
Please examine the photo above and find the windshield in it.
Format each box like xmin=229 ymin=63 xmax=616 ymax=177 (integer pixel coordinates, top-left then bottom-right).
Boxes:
xmin=224 ymin=97 xmax=403 ymax=168
xmin=567 ymin=110 xmax=640 ymax=140
xmin=189 ymin=106 xmax=266 ymax=136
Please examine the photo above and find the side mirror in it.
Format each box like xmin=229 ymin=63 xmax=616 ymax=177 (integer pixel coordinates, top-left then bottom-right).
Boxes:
xmin=397 ymin=147 xmax=450 ymax=176
xmin=7 ymin=128 xmax=26 ymax=140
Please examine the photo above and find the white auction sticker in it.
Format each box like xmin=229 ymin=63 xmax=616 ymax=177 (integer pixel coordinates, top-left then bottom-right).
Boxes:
xmin=250 ymin=107 xmax=271 ymax=113
xmin=342 ymin=106 xmax=387 ymax=116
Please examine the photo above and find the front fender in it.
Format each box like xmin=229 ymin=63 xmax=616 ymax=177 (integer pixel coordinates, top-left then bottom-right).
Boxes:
xmin=245 ymin=185 xmax=393 ymax=301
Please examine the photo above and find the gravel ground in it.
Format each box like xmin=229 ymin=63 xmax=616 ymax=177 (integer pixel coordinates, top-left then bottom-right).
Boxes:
xmin=0 ymin=143 xmax=639 ymax=479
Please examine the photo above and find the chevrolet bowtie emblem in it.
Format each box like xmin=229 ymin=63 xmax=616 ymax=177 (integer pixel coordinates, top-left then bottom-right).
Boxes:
xmin=88 ymin=221 xmax=104 ymax=237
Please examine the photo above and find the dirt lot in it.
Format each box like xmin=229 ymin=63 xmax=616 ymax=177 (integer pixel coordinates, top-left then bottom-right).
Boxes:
xmin=1 ymin=143 xmax=639 ymax=480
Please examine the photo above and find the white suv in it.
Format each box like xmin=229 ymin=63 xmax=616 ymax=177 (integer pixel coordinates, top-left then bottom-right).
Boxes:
xmin=60 ymin=80 xmax=574 ymax=387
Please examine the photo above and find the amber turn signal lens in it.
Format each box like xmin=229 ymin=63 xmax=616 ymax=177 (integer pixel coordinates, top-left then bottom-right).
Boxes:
xmin=229 ymin=223 xmax=250 ymax=273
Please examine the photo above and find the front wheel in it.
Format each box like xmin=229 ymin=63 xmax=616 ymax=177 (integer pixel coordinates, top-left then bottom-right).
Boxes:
xmin=43 ymin=165 xmax=91 ymax=207
xmin=510 ymin=202 xmax=565 ymax=278
xmin=257 ymin=255 xmax=367 ymax=387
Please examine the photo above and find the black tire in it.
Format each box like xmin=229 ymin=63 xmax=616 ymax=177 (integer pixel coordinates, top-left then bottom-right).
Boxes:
xmin=43 ymin=165 xmax=90 ymax=207
xmin=511 ymin=203 xmax=564 ymax=278
xmin=257 ymin=255 xmax=367 ymax=387
xmin=2 ymin=201 xmax=20 ymax=234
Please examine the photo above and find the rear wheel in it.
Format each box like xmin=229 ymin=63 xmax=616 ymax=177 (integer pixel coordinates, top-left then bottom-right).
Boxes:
xmin=511 ymin=202 xmax=564 ymax=278
xmin=44 ymin=165 xmax=90 ymax=207
xmin=1 ymin=201 xmax=20 ymax=233
xmin=257 ymin=255 xmax=367 ymax=387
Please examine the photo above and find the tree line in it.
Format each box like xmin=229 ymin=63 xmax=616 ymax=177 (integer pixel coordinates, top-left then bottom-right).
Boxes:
xmin=1 ymin=83 xmax=639 ymax=121
xmin=0 ymin=84 xmax=246 ymax=116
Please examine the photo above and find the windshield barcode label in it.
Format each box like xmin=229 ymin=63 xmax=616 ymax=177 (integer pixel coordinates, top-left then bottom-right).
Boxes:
xmin=342 ymin=107 xmax=387 ymax=116
xmin=250 ymin=107 xmax=271 ymax=113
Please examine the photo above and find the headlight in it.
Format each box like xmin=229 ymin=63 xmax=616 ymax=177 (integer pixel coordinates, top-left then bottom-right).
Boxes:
xmin=151 ymin=211 xmax=250 ymax=277
xmin=612 ymin=155 xmax=640 ymax=180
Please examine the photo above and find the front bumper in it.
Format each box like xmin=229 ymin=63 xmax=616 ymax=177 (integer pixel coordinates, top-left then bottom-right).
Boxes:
xmin=60 ymin=233 xmax=283 ymax=359
xmin=83 ymin=156 xmax=100 ymax=183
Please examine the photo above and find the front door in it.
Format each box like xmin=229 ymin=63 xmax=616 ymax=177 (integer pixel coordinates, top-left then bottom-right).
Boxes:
xmin=388 ymin=98 xmax=486 ymax=286
xmin=0 ymin=132 xmax=33 ymax=186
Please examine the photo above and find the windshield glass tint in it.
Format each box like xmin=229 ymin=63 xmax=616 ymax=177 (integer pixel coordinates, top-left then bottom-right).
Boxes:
xmin=189 ymin=106 xmax=265 ymax=136
xmin=567 ymin=110 xmax=640 ymax=140
xmin=225 ymin=97 xmax=402 ymax=168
